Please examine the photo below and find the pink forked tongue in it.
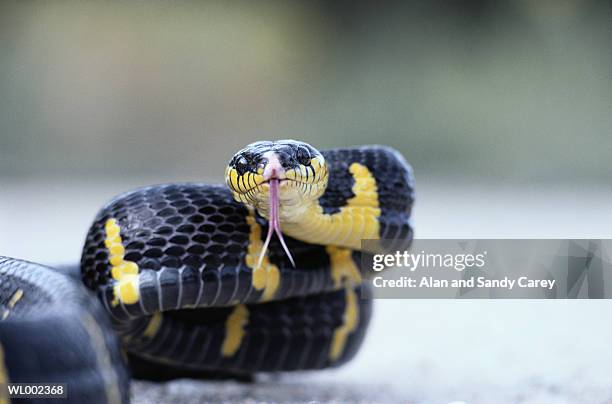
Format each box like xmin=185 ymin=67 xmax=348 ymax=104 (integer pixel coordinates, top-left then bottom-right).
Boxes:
xmin=257 ymin=178 xmax=295 ymax=269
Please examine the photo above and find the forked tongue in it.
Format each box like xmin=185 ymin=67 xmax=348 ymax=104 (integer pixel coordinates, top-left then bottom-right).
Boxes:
xmin=257 ymin=178 xmax=295 ymax=269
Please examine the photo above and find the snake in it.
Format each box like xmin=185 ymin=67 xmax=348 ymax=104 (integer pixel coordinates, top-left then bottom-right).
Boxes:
xmin=0 ymin=140 xmax=414 ymax=404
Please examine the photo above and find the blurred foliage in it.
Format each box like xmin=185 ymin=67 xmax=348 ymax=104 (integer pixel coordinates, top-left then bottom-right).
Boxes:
xmin=0 ymin=0 xmax=610 ymax=183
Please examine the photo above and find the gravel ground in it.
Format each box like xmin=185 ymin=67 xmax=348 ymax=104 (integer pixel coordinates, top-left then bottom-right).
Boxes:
xmin=2 ymin=180 xmax=612 ymax=403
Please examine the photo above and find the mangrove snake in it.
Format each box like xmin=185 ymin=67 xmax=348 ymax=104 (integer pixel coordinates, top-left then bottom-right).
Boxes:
xmin=0 ymin=140 xmax=414 ymax=403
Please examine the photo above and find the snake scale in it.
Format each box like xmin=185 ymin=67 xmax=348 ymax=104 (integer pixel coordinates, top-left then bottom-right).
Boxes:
xmin=0 ymin=141 xmax=414 ymax=404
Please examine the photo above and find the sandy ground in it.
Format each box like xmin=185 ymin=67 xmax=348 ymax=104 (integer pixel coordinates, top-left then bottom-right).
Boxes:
xmin=2 ymin=179 xmax=612 ymax=404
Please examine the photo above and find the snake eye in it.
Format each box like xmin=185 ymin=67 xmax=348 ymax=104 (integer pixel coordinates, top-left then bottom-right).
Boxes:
xmin=296 ymin=147 xmax=311 ymax=166
xmin=235 ymin=156 xmax=249 ymax=175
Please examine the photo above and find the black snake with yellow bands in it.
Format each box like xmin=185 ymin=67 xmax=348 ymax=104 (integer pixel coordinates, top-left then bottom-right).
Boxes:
xmin=0 ymin=141 xmax=414 ymax=403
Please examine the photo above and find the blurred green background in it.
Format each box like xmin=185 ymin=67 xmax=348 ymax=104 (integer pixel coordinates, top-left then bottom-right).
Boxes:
xmin=1 ymin=0 xmax=610 ymax=184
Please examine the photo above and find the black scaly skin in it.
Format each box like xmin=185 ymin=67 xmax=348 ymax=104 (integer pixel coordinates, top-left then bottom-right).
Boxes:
xmin=0 ymin=257 xmax=130 ymax=404
xmin=123 ymin=287 xmax=372 ymax=373
xmin=80 ymin=146 xmax=414 ymax=373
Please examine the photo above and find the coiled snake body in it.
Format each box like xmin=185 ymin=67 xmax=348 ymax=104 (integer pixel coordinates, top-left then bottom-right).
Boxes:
xmin=0 ymin=141 xmax=414 ymax=403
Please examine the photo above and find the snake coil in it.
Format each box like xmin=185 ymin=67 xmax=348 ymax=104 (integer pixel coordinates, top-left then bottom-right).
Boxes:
xmin=0 ymin=142 xmax=414 ymax=404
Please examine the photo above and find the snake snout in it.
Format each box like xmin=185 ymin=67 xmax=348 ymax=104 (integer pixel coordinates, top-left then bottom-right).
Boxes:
xmin=261 ymin=151 xmax=286 ymax=181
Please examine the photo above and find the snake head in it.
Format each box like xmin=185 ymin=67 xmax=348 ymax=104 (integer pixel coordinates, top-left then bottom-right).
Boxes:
xmin=225 ymin=140 xmax=328 ymax=219
xmin=225 ymin=140 xmax=328 ymax=267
